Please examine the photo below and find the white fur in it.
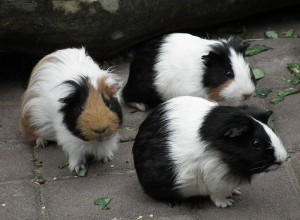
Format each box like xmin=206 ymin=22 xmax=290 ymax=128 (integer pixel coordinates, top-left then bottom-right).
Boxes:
xmin=21 ymin=48 xmax=122 ymax=173
xmin=153 ymin=33 xmax=255 ymax=106
xmin=254 ymin=119 xmax=287 ymax=165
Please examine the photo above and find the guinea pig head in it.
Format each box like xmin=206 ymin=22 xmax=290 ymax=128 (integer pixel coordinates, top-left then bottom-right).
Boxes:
xmin=60 ymin=76 xmax=122 ymax=141
xmin=202 ymin=37 xmax=256 ymax=106
xmin=202 ymin=107 xmax=287 ymax=180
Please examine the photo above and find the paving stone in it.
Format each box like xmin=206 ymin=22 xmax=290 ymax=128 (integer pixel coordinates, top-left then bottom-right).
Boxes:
xmin=0 ymin=181 xmax=40 ymax=219
xmin=39 ymin=141 xmax=135 ymax=179
xmin=0 ymin=142 xmax=35 ymax=182
xmin=43 ymin=173 xmax=198 ymax=220
xmin=197 ymin=164 xmax=300 ymax=220
xmin=267 ymin=93 xmax=300 ymax=152
xmin=0 ymin=103 xmax=22 ymax=141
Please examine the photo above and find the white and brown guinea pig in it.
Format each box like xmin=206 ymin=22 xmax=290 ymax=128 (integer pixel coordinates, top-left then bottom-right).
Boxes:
xmin=20 ymin=48 xmax=123 ymax=173
xmin=133 ymin=96 xmax=287 ymax=208
xmin=123 ymin=33 xmax=256 ymax=111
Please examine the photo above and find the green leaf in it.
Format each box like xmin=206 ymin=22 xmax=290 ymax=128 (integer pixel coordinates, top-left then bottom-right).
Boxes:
xmin=253 ymin=69 xmax=265 ymax=80
xmin=123 ymin=127 xmax=136 ymax=131
xmin=277 ymin=88 xmax=299 ymax=97
xmin=279 ymin=76 xmax=291 ymax=83
xmin=265 ymin=30 xmax=278 ymax=39
xmin=283 ymin=29 xmax=294 ymax=38
xmin=245 ymin=44 xmax=272 ymax=57
xmin=0 ymin=140 xmax=8 ymax=144
xmin=290 ymin=78 xmax=300 ymax=85
xmin=77 ymin=169 xmax=87 ymax=177
xmin=270 ymin=96 xmax=284 ymax=104
xmin=255 ymin=86 xmax=271 ymax=98
xmin=287 ymin=63 xmax=300 ymax=78
xmin=94 ymin=197 xmax=112 ymax=210
xmin=58 ymin=162 xmax=69 ymax=169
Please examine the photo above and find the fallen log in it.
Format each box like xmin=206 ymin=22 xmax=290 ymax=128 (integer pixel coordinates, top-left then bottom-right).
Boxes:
xmin=0 ymin=0 xmax=299 ymax=59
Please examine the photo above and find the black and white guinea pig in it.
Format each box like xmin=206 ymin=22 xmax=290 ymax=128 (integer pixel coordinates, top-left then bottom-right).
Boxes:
xmin=132 ymin=96 xmax=287 ymax=208
xmin=20 ymin=48 xmax=123 ymax=173
xmin=123 ymin=33 xmax=256 ymax=111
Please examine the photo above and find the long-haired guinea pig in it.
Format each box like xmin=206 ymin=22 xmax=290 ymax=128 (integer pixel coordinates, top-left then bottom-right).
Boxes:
xmin=132 ymin=96 xmax=287 ymax=208
xmin=20 ymin=48 xmax=123 ymax=173
xmin=123 ymin=33 xmax=256 ymax=111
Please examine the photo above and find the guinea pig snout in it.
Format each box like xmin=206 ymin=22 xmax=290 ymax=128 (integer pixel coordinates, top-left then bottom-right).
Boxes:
xmin=94 ymin=127 xmax=109 ymax=139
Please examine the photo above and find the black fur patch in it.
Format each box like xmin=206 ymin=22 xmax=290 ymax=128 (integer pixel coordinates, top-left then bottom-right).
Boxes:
xmin=202 ymin=37 xmax=253 ymax=89
xmin=122 ymin=37 xmax=164 ymax=108
xmin=200 ymin=105 xmax=276 ymax=181
xmin=132 ymin=104 xmax=182 ymax=202
xmin=59 ymin=76 xmax=89 ymax=140
xmin=102 ymin=95 xmax=123 ymax=125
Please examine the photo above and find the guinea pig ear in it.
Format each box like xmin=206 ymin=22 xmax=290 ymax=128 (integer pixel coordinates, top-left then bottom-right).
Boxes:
xmin=202 ymin=51 xmax=219 ymax=67
xmin=105 ymin=77 xmax=122 ymax=96
xmin=254 ymin=110 xmax=273 ymax=124
xmin=224 ymin=125 xmax=249 ymax=138
xmin=240 ymin=40 xmax=250 ymax=55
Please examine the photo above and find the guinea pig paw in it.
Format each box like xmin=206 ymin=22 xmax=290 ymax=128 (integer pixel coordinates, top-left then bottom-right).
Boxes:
xmin=212 ymin=197 xmax=235 ymax=208
xmin=102 ymin=155 xmax=113 ymax=163
xmin=128 ymin=102 xmax=148 ymax=112
xmin=35 ymin=138 xmax=47 ymax=148
xmin=232 ymin=188 xmax=242 ymax=196
xmin=74 ymin=163 xmax=86 ymax=174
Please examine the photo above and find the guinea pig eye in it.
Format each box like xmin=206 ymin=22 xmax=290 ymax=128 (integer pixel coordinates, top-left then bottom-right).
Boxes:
xmin=225 ymin=71 xmax=234 ymax=78
xmin=252 ymin=139 xmax=261 ymax=149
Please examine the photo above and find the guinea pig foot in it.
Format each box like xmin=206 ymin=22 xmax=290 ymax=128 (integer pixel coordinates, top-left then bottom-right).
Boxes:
xmin=35 ymin=138 xmax=47 ymax=148
xmin=74 ymin=163 xmax=86 ymax=174
xmin=232 ymin=188 xmax=242 ymax=196
xmin=128 ymin=102 xmax=148 ymax=112
xmin=102 ymin=155 xmax=113 ymax=163
xmin=211 ymin=197 xmax=235 ymax=208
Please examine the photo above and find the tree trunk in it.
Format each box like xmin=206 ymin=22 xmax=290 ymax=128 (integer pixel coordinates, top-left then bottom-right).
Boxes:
xmin=0 ymin=0 xmax=299 ymax=59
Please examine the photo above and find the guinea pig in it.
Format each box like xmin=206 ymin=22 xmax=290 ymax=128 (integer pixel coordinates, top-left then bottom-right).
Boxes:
xmin=132 ymin=96 xmax=287 ymax=208
xmin=20 ymin=48 xmax=123 ymax=173
xmin=122 ymin=33 xmax=256 ymax=111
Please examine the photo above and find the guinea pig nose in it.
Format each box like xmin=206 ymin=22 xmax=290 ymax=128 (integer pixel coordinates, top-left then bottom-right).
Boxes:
xmin=95 ymin=128 xmax=107 ymax=134
xmin=243 ymin=93 xmax=252 ymax=100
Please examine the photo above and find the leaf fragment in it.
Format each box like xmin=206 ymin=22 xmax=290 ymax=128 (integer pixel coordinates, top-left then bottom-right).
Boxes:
xmin=77 ymin=169 xmax=87 ymax=177
xmin=94 ymin=197 xmax=112 ymax=210
xmin=265 ymin=30 xmax=278 ymax=39
xmin=58 ymin=162 xmax=69 ymax=169
xmin=287 ymin=63 xmax=300 ymax=78
xmin=277 ymin=88 xmax=299 ymax=97
xmin=123 ymin=127 xmax=136 ymax=131
xmin=253 ymin=69 xmax=265 ymax=80
xmin=270 ymin=96 xmax=284 ymax=104
xmin=255 ymin=86 xmax=271 ymax=98
xmin=283 ymin=29 xmax=294 ymax=38
xmin=245 ymin=44 xmax=272 ymax=57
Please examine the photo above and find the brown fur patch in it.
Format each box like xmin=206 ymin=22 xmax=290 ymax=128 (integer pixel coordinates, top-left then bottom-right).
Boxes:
xmin=208 ymin=80 xmax=233 ymax=101
xmin=76 ymin=81 xmax=120 ymax=141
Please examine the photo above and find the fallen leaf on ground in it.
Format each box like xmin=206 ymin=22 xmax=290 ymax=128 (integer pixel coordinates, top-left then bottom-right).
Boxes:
xmin=255 ymin=86 xmax=271 ymax=98
xmin=283 ymin=29 xmax=294 ymax=38
xmin=94 ymin=197 xmax=112 ymax=210
xmin=253 ymin=69 xmax=265 ymax=80
xmin=265 ymin=30 xmax=278 ymax=39
xmin=0 ymin=140 xmax=8 ymax=144
xmin=123 ymin=127 xmax=136 ymax=131
xmin=287 ymin=63 xmax=300 ymax=78
xmin=277 ymin=88 xmax=299 ymax=97
xmin=58 ymin=162 xmax=69 ymax=169
xmin=270 ymin=96 xmax=284 ymax=104
xmin=77 ymin=169 xmax=87 ymax=177
xmin=245 ymin=44 xmax=272 ymax=57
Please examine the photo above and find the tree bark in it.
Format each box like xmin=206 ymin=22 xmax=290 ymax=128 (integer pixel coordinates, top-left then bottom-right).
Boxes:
xmin=0 ymin=0 xmax=299 ymax=59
